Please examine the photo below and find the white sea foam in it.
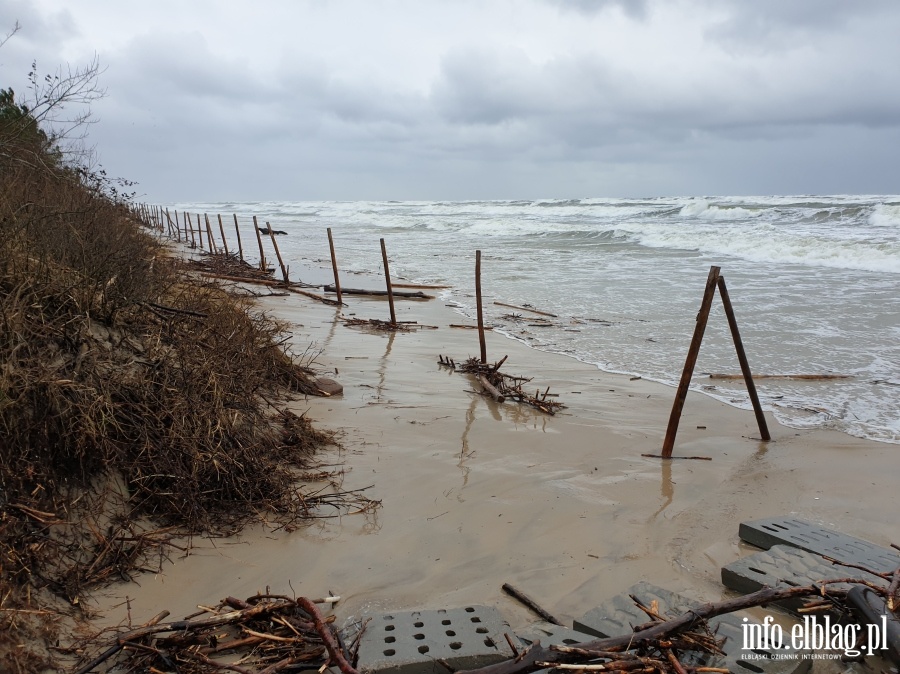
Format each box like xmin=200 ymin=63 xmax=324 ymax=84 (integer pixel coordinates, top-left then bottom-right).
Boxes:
xmin=678 ymin=199 xmax=762 ymax=220
xmin=869 ymin=202 xmax=900 ymax=227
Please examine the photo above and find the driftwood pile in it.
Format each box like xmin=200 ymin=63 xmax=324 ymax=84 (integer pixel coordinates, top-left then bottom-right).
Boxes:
xmin=72 ymin=593 xmax=360 ymax=674
xmin=342 ymin=317 xmax=438 ymax=332
xmin=439 ymin=355 xmax=566 ymax=415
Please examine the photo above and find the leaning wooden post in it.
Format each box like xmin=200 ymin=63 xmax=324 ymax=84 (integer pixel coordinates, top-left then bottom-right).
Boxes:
xmin=166 ymin=208 xmax=178 ymax=241
xmin=380 ymin=238 xmax=397 ymax=325
xmin=232 ymin=214 xmax=244 ymax=262
xmin=476 ymin=249 xmax=487 ymax=364
xmin=265 ymin=221 xmax=289 ymax=283
xmin=661 ymin=265 xmax=721 ymax=458
xmin=196 ymin=213 xmax=205 ymax=249
xmin=204 ymin=214 xmax=218 ymax=254
xmin=187 ymin=212 xmax=196 ymax=248
xmin=164 ymin=208 xmax=177 ymax=240
xmin=717 ymin=276 xmax=771 ymax=442
xmin=327 ymin=228 xmax=343 ymax=306
xmin=216 ymin=214 xmax=230 ymax=256
xmin=251 ymin=216 xmax=267 ymax=271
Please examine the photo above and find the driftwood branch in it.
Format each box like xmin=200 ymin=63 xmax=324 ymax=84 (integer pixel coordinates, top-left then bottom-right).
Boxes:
xmin=296 ymin=597 xmax=359 ymax=674
xmin=502 ymin=583 xmax=562 ymax=626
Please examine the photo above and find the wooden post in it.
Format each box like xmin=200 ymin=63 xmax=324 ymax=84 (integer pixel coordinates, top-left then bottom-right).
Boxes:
xmin=661 ymin=265 xmax=721 ymax=457
xmin=164 ymin=208 xmax=176 ymax=240
xmin=233 ymin=214 xmax=244 ymax=262
xmin=252 ymin=216 xmax=267 ymax=271
xmin=327 ymin=227 xmax=343 ymax=306
xmin=476 ymin=249 xmax=487 ymax=364
xmin=216 ymin=214 xmax=230 ymax=256
xmin=380 ymin=238 xmax=397 ymax=325
xmin=265 ymin=221 xmax=289 ymax=283
xmin=166 ymin=208 xmax=176 ymax=240
xmin=196 ymin=213 xmax=204 ymax=249
xmin=204 ymin=214 xmax=218 ymax=254
xmin=717 ymin=276 xmax=771 ymax=441
xmin=187 ymin=212 xmax=196 ymax=248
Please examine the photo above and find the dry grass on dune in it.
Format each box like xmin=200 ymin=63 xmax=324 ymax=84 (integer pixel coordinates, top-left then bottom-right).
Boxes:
xmin=0 ymin=126 xmax=371 ymax=671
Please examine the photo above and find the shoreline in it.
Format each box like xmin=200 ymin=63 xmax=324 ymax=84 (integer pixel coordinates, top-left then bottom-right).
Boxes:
xmin=93 ymin=252 xmax=899 ymax=637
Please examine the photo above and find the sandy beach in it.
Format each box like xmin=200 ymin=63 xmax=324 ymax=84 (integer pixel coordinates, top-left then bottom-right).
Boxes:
xmin=90 ymin=254 xmax=899 ymax=640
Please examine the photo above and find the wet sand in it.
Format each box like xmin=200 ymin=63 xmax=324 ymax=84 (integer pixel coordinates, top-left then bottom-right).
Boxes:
xmin=94 ymin=260 xmax=899 ymax=636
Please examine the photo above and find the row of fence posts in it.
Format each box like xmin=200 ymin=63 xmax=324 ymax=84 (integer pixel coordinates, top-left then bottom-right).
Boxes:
xmin=134 ymin=203 xmax=771 ymax=459
xmin=133 ymin=203 xmax=296 ymax=284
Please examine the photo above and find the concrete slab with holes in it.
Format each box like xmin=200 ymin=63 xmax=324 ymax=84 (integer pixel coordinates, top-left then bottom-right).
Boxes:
xmin=739 ymin=517 xmax=900 ymax=574
xmin=722 ymin=544 xmax=885 ymax=615
xmin=356 ymin=605 xmax=515 ymax=674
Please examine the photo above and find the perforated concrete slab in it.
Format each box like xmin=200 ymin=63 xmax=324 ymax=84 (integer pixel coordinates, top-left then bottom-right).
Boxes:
xmin=357 ymin=605 xmax=515 ymax=674
xmin=574 ymin=582 xmax=810 ymax=674
xmin=722 ymin=544 xmax=885 ymax=615
xmin=739 ymin=517 xmax=900 ymax=574
xmin=516 ymin=621 xmax=595 ymax=647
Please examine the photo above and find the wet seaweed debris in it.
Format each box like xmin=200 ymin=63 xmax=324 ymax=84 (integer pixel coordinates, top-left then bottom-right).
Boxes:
xmin=439 ymin=356 xmax=566 ymax=415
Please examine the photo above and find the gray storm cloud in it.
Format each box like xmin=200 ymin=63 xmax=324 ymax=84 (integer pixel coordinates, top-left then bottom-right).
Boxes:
xmin=1 ymin=0 xmax=898 ymax=200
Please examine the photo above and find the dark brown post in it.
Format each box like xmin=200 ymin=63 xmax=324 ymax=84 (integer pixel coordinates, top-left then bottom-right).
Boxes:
xmin=661 ymin=265 xmax=721 ymax=457
xmin=380 ymin=238 xmax=397 ymax=325
xmin=717 ymin=276 xmax=771 ymax=441
xmin=233 ymin=214 xmax=244 ymax=262
xmin=327 ymin=227 xmax=343 ymax=305
xmin=265 ymin=221 xmax=289 ymax=283
xmin=204 ymin=214 xmax=218 ymax=254
xmin=196 ymin=213 xmax=204 ymax=249
xmin=187 ymin=211 xmax=196 ymax=248
xmin=165 ymin=208 xmax=175 ymax=240
xmin=252 ymin=216 xmax=266 ymax=271
xmin=175 ymin=210 xmax=182 ymax=241
xmin=217 ymin=214 xmax=230 ymax=256
xmin=476 ymin=249 xmax=487 ymax=364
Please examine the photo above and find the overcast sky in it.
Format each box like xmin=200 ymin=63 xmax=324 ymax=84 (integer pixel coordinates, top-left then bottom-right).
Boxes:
xmin=2 ymin=0 xmax=899 ymax=201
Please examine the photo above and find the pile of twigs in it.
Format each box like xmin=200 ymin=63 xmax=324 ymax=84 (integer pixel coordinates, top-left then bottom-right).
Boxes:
xmin=70 ymin=592 xmax=360 ymax=674
xmin=342 ymin=318 xmax=437 ymax=332
xmin=440 ymin=356 xmax=566 ymax=415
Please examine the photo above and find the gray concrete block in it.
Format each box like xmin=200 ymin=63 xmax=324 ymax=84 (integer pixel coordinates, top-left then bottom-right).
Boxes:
xmin=739 ymin=517 xmax=900 ymax=574
xmin=574 ymin=582 xmax=810 ymax=674
xmin=722 ymin=544 xmax=884 ymax=615
xmin=357 ymin=605 xmax=515 ymax=674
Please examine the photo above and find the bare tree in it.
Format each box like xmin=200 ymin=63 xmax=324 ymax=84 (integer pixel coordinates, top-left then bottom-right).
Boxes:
xmin=1 ymin=21 xmax=106 ymax=167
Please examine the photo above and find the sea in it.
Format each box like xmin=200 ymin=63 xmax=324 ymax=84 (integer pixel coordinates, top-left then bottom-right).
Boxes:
xmin=176 ymin=196 xmax=900 ymax=445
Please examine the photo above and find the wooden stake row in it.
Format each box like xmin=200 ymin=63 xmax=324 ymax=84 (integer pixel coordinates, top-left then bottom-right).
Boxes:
xmin=141 ymin=202 xmax=771 ymax=461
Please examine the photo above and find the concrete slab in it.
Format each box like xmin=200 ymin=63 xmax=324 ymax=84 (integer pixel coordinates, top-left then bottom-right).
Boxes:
xmin=357 ymin=605 xmax=515 ymax=674
xmin=739 ymin=517 xmax=900 ymax=574
xmin=722 ymin=544 xmax=884 ymax=615
xmin=574 ymin=581 xmax=810 ymax=674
